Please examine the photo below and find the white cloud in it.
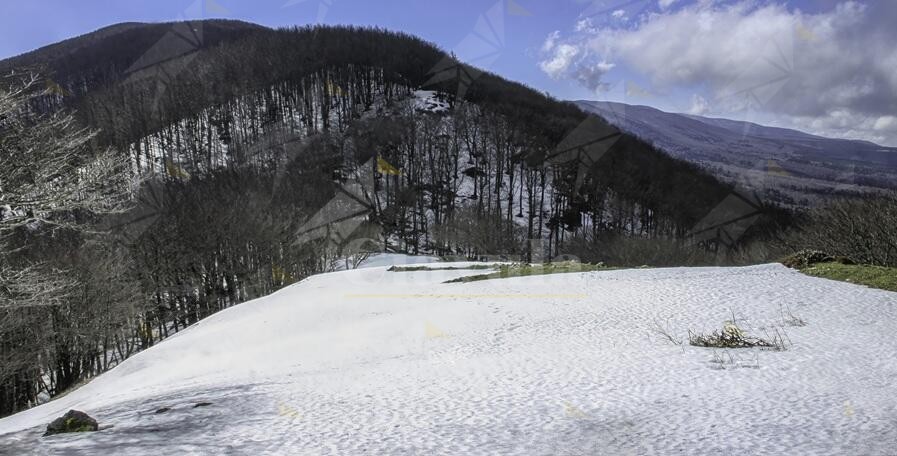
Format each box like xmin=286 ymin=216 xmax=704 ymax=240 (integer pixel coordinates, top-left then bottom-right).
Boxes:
xmin=595 ymin=60 xmax=615 ymax=73
xmin=688 ymin=94 xmax=710 ymax=115
xmin=574 ymin=18 xmax=595 ymax=32
xmin=658 ymin=0 xmax=679 ymax=10
xmin=611 ymin=9 xmax=626 ymax=19
xmin=784 ymin=111 xmax=894 ymax=145
xmin=541 ymin=30 xmax=561 ymax=52
xmin=538 ymin=34 xmax=617 ymax=92
xmin=575 ymin=61 xmax=616 ymax=93
xmin=539 ymin=43 xmax=580 ymax=79
xmin=544 ymin=1 xmax=897 ymax=145
xmin=873 ymin=116 xmax=897 ymax=132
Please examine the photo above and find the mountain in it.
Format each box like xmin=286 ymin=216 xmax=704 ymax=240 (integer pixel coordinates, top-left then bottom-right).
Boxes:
xmin=576 ymin=101 xmax=897 ymax=205
xmin=0 ymin=22 xmax=793 ymax=418
xmin=0 ymin=20 xmax=267 ymax=95
xmin=2 ymin=257 xmax=896 ymax=454
xmin=0 ymin=21 xmax=770 ymax=247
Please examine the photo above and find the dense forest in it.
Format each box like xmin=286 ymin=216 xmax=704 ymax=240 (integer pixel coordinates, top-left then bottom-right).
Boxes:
xmin=0 ymin=21 xmax=793 ymax=416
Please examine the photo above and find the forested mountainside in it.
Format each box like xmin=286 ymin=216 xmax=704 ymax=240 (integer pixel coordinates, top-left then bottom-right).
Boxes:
xmin=6 ymin=21 xmax=787 ymax=242
xmin=0 ymin=20 xmax=267 ymax=96
xmin=578 ymin=101 xmax=897 ymax=206
xmin=0 ymin=21 xmax=790 ymax=416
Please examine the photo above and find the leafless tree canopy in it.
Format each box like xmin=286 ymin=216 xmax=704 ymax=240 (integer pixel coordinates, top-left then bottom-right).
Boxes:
xmin=0 ymin=75 xmax=133 ymax=414
xmin=784 ymin=193 xmax=897 ymax=267
xmin=0 ymin=74 xmax=132 ymax=233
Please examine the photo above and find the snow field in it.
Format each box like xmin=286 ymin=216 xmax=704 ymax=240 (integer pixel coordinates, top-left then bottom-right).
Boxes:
xmin=1 ymin=260 xmax=896 ymax=455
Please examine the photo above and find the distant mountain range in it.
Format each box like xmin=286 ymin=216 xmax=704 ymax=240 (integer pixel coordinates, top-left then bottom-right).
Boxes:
xmin=577 ymin=101 xmax=897 ymax=205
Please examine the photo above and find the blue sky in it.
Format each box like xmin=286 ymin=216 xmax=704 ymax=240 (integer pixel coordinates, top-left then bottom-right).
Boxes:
xmin=2 ymin=0 xmax=895 ymax=145
xmin=0 ymin=0 xmax=577 ymax=96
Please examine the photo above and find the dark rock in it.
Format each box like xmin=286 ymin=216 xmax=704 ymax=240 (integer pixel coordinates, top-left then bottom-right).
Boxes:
xmin=462 ymin=166 xmax=486 ymax=178
xmin=43 ymin=410 xmax=99 ymax=436
xmin=193 ymin=402 xmax=213 ymax=408
xmin=834 ymin=256 xmax=856 ymax=265
xmin=781 ymin=250 xmax=835 ymax=269
xmin=154 ymin=407 xmax=171 ymax=414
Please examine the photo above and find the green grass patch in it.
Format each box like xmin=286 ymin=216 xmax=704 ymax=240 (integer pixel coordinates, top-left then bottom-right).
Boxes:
xmin=444 ymin=261 xmax=613 ymax=283
xmin=799 ymin=263 xmax=897 ymax=293
xmin=387 ymin=264 xmax=499 ymax=272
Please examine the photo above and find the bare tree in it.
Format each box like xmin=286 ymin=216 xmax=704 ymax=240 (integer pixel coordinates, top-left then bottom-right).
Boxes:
xmin=0 ymin=74 xmax=134 ymax=415
xmin=0 ymin=74 xmax=133 ymax=233
xmin=784 ymin=192 xmax=897 ymax=266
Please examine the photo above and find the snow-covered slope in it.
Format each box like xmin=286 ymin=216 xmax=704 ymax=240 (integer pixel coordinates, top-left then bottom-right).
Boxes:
xmin=2 ymin=260 xmax=896 ymax=455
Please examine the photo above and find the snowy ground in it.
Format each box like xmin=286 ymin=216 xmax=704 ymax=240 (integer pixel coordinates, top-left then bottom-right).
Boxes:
xmin=2 ymin=260 xmax=896 ymax=455
xmin=357 ymin=253 xmax=441 ymax=269
xmin=412 ymin=90 xmax=450 ymax=113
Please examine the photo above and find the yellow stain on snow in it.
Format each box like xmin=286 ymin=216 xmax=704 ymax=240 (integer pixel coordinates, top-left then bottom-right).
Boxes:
xmin=278 ymin=402 xmax=302 ymax=419
xmin=45 ymin=79 xmax=70 ymax=97
xmin=563 ymin=402 xmax=589 ymax=419
xmin=507 ymin=0 xmax=532 ymax=16
xmin=164 ymin=159 xmax=191 ymax=180
xmin=326 ymin=80 xmax=344 ymax=97
xmin=844 ymin=400 xmax=854 ymax=417
xmin=272 ymin=265 xmax=294 ymax=284
xmin=377 ymin=156 xmax=402 ymax=175
xmin=425 ymin=321 xmax=447 ymax=339
xmin=767 ymin=160 xmax=790 ymax=177
xmin=625 ymin=81 xmax=652 ymax=98
xmin=796 ymin=23 xmax=816 ymax=42
xmin=204 ymin=0 xmax=229 ymax=15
